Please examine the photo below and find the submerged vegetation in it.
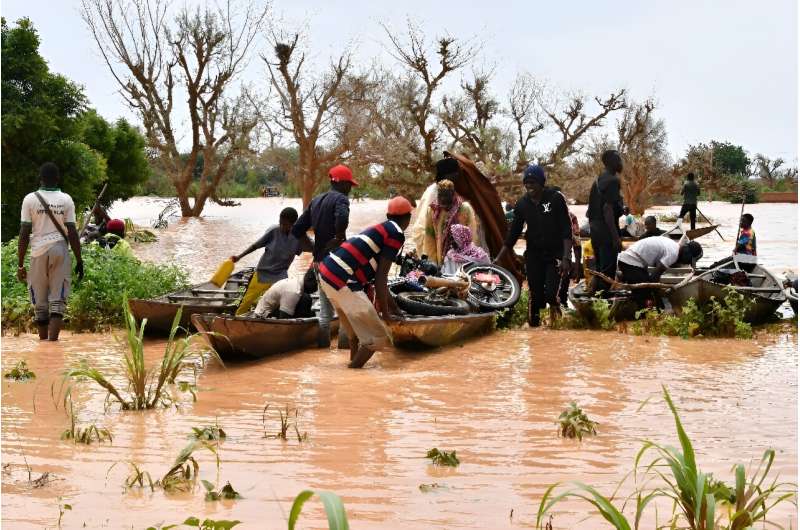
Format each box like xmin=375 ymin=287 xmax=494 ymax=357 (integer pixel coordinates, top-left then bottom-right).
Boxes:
xmin=426 ymin=448 xmax=460 ymax=467
xmin=537 ymin=386 xmax=796 ymax=529
xmin=202 ymin=481 xmax=241 ymax=502
xmin=60 ymin=397 xmax=112 ymax=445
xmin=147 ymin=517 xmax=241 ymax=530
xmin=64 ymin=301 xmax=217 ymax=410
xmin=120 ymin=440 xmax=218 ymax=494
xmin=1 ymin=239 xmax=188 ymax=333
xmin=191 ymin=424 xmax=227 ymax=442
xmin=262 ymin=404 xmax=308 ymax=442
xmin=4 ymin=359 xmax=36 ymax=381
xmin=557 ymin=403 xmax=598 ymax=441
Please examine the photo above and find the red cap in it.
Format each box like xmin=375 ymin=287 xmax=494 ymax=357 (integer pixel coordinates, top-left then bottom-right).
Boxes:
xmin=387 ymin=196 xmax=413 ymax=216
xmin=329 ymin=164 xmax=358 ymax=186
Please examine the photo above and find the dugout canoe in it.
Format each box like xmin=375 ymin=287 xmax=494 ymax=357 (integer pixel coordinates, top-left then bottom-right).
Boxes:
xmin=191 ymin=312 xmax=339 ymax=362
xmin=128 ymin=268 xmax=254 ymax=334
xmin=667 ymin=262 xmax=786 ymax=323
xmin=387 ymin=312 xmax=496 ymax=349
xmin=567 ymin=280 xmax=640 ymax=323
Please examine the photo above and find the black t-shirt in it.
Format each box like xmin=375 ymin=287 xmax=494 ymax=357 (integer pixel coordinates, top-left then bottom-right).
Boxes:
xmin=586 ymin=170 xmax=623 ymax=222
xmin=505 ymin=188 xmax=572 ymax=255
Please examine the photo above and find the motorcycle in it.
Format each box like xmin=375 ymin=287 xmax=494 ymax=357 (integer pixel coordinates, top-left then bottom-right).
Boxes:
xmin=390 ymin=253 xmax=520 ymax=317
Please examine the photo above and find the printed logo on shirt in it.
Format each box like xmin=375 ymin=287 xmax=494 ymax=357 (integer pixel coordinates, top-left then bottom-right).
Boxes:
xmin=542 ymin=202 xmax=551 ymax=213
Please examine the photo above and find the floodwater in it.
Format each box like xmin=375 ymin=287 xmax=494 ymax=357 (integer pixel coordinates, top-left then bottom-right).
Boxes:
xmin=1 ymin=198 xmax=797 ymax=529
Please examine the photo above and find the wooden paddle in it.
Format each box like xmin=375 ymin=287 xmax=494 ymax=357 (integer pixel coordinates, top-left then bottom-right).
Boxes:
xmin=79 ymin=182 xmax=108 ymax=237
xmin=694 ymin=205 xmax=725 ymax=240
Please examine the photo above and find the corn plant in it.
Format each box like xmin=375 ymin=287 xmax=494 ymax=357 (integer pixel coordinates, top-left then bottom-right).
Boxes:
xmin=536 ymin=386 xmax=796 ymax=529
xmin=4 ymin=360 xmax=35 ymax=381
xmin=426 ymin=448 xmax=460 ymax=467
xmin=557 ymin=402 xmax=598 ymax=441
xmin=65 ymin=296 xmax=221 ymax=410
xmin=289 ymin=490 xmax=349 ymax=530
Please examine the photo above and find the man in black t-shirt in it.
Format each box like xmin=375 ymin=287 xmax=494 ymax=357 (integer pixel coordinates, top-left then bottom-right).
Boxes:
xmin=586 ymin=150 xmax=624 ymax=292
xmin=495 ymin=165 xmax=572 ymax=327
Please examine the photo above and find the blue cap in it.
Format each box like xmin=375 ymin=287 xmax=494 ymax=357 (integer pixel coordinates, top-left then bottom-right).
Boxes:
xmin=523 ymin=164 xmax=546 ymax=185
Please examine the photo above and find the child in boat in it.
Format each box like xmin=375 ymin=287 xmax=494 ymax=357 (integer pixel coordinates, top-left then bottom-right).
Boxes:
xmin=441 ymin=224 xmax=489 ymax=274
xmin=736 ymin=214 xmax=757 ymax=256
xmin=254 ymin=268 xmax=317 ymax=319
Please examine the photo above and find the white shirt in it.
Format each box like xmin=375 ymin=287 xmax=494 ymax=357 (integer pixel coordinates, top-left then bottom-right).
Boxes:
xmin=618 ymin=236 xmax=680 ymax=269
xmin=254 ymin=277 xmax=303 ymax=318
xmin=20 ymin=189 xmax=76 ymax=258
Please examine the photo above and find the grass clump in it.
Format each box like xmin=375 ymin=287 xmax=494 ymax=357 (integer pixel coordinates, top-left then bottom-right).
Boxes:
xmin=120 ymin=440 xmax=217 ymax=494
xmin=426 ymin=448 xmax=460 ymax=467
xmin=1 ymin=238 xmax=187 ymax=333
xmin=60 ymin=394 xmax=113 ymax=444
xmin=557 ymin=402 xmax=598 ymax=441
xmin=632 ymin=288 xmax=753 ymax=339
xmin=147 ymin=517 xmax=241 ymax=530
xmin=124 ymin=218 xmax=157 ymax=243
xmin=202 ymin=480 xmax=241 ymax=502
xmin=64 ymin=299 xmax=218 ymax=410
xmin=263 ymin=404 xmax=307 ymax=442
xmin=191 ymin=423 xmax=226 ymax=442
xmin=536 ymin=386 xmax=796 ymax=529
xmin=4 ymin=360 xmax=36 ymax=381
xmin=495 ymin=289 xmax=529 ymax=329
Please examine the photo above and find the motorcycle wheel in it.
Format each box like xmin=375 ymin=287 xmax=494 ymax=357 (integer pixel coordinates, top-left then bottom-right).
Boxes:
xmin=463 ymin=263 xmax=521 ymax=310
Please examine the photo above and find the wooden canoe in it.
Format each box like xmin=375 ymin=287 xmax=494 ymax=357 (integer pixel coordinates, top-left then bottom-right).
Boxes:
xmin=129 ymin=268 xmax=254 ymax=334
xmin=191 ymin=312 xmax=339 ymax=362
xmin=667 ymin=262 xmax=787 ymax=323
xmin=387 ymin=312 xmax=495 ymax=349
xmin=567 ymin=280 xmax=640 ymax=323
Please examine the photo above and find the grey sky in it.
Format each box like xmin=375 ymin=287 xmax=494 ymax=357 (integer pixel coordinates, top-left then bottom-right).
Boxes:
xmin=3 ymin=0 xmax=797 ymax=163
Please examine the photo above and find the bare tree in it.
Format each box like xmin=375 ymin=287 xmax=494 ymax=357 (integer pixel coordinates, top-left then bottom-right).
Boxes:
xmin=262 ymin=32 xmax=376 ymax=206
xmin=507 ymin=73 xmax=545 ymax=171
xmin=82 ymin=0 xmax=268 ymax=216
xmin=440 ymin=69 xmax=511 ymax=173
xmin=381 ymin=20 xmax=477 ymax=179
xmin=616 ymin=100 xmax=673 ymax=213
xmin=540 ymin=89 xmax=627 ymax=169
xmin=751 ymin=153 xmax=798 ymax=188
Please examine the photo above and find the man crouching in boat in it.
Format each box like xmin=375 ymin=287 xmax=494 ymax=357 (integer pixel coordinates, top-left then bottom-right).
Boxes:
xmin=253 ymin=268 xmax=317 ymax=319
xmin=318 ymin=197 xmax=414 ymax=368
xmin=617 ymin=238 xmax=703 ymax=307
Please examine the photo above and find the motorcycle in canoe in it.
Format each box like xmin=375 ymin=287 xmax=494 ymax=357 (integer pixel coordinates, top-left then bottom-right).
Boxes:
xmin=128 ymin=268 xmax=254 ymax=335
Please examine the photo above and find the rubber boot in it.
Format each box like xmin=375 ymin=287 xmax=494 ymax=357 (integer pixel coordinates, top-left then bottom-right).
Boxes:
xmin=36 ymin=321 xmax=49 ymax=340
xmin=47 ymin=315 xmax=63 ymax=341
xmin=337 ymin=332 xmax=350 ymax=350
xmin=316 ymin=325 xmax=331 ymax=348
xmin=348 ymin=345 xmax=375 ymax=369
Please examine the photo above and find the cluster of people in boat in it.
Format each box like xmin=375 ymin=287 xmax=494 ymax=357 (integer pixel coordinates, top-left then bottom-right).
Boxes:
xmin=15 ymin=155 xmax=757 ymax=355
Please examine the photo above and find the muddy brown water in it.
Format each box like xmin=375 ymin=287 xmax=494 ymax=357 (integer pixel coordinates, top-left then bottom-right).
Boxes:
xmin=2 ymin=199 xmax=797 ymax=529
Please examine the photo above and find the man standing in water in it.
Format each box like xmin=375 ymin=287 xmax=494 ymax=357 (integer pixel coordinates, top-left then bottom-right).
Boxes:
xmin=494 ymin=165 xmax=572 ymax=327
xmin=586 ymin=150 xmax=624 ymax=293
xmin=679 ymin=172 xmax=700 ymax=230
xmin=292 ymin=164 xmax=356 ymax=347
xmin=17 ymin=163 xmax=84 ymax=341
xmin=318 ymin=197 xmax=413 ymax=368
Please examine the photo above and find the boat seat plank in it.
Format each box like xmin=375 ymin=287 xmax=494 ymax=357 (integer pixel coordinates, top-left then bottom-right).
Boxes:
xmin=167 ymin=295 xmax=237 ymax=302
xmin=191 ymin=289 xmax=240 ymax=295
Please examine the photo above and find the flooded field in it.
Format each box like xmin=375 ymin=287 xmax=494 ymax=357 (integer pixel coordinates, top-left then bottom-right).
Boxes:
xmin=2 ymin=198 xmax=797 ymax=528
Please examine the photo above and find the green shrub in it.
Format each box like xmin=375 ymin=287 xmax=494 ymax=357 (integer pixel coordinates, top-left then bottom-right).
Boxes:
xmin=632 ymin=288 xmax=752 ymax=339
xmin=495 ymin=289 xmax=529 ymax=329
xmin=2 ymin=238 xmax=188 ymax=332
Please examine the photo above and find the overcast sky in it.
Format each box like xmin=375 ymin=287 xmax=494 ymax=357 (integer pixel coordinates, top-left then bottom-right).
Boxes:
xmin=3 ymin=0 xmax=798 ymax=163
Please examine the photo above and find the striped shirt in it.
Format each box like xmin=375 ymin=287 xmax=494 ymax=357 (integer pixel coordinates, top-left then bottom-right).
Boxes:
xmin=319 ymin=220 xmax=405 ymax=291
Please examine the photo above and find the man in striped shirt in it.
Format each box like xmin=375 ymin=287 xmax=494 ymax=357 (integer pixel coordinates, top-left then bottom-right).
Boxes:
xmin=319 ymin=197 xmax=414 ymax=368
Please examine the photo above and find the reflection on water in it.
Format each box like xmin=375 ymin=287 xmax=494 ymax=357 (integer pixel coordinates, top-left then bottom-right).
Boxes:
xmin=0 ymin=198 xmax=796 ymax=528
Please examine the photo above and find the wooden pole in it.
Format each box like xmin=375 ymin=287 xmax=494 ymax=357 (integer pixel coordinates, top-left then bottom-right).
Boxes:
xmin=79 ymin=182 xmax=108 ymax=237
xmin=694 ymin=205 xmax=725 ymax=240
